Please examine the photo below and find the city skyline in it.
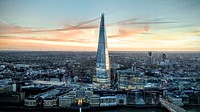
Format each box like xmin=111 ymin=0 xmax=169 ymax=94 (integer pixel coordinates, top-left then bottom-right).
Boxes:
xmin=0 ymin=0 xmax=200 ymax=51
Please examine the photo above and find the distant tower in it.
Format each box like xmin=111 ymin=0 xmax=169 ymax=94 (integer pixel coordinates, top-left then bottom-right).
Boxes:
xmin=148 ymin=51 xmax=152 ymax=65
xmin=132 ymin=64 xmax=136 ymax=72
xmin=162 ymin=53 xmax=167 ymax=61
xmin=93 ymin=13 xmax=110 ymax=88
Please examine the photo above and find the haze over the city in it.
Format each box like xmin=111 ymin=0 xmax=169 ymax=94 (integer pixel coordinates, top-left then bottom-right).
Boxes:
xmin=0 ymin=0 xmax=200 ymax=51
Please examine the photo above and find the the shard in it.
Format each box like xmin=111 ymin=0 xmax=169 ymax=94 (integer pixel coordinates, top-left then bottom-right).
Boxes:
xmin=93 ymin=13 xmax=110 ymax=88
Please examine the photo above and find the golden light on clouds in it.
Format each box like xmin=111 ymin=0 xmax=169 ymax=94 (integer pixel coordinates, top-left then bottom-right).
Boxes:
xmin=0 ymin=0 xmax=200 ymax=51
xmin=0 ymin=16 xmax=200 ymax=51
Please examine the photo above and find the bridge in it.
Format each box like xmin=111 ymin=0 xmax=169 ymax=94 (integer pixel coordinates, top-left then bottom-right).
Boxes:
xmin=159 ymin=97 xmax=186 ymax=112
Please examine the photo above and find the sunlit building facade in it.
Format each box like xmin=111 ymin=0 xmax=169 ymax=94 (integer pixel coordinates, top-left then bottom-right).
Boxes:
xmin=117 ymin=70 xmax=144 ymax=90
xmin=93 ymin=14 xmax=110 ymax=88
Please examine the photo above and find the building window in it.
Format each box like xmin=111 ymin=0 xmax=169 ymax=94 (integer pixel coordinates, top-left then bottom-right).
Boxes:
xmin=119 ymin=99 xmax=124 ymax=104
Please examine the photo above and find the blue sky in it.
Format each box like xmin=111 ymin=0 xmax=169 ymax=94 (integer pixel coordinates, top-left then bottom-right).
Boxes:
xmin=0 ymin=0 xmax=200 ymax=51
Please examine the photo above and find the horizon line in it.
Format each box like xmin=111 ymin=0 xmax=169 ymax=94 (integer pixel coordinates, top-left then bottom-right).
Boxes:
xmin=0 ymin=50 xmax=199 ymax=52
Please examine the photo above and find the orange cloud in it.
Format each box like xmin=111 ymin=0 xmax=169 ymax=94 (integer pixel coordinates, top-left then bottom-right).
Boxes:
xmin=0 ymin=22 xmax=30 ymax=34
xmin=0 ymin=16 xmax=100 ymax=35
xmin=0 ymin=36 xmax=97 ymax=51
xmin=75 ymin=17 xmax=100 ymax=26
xmin=50 ymin=30 xmax=92 ymax=43
xmin=1 ymin=17 xmax=198 ymax=51
xmin=109 ymin=24 xmax=150 ymax=38
xmin=0 ymin=30 xmax=91 ymax=43
xmin=29 ymin=24 xmax=98 ymax=33
xmin=0 ymin=20 xmax=95 ymax=44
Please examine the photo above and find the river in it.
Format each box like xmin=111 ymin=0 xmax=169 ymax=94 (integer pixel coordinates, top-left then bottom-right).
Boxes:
xmin=96 ymin=107 xmax=200 ymax=112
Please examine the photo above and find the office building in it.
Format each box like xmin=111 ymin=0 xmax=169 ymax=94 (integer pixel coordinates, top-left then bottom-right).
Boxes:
xmin=93 ymin=13 xmax=110 ymax=88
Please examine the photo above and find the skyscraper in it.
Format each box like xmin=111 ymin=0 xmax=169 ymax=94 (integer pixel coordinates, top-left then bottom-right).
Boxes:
xmin=148 ymin=51 xmax=153 ymax=65
xmin=93 ymin=13 xmax=110 ymax=88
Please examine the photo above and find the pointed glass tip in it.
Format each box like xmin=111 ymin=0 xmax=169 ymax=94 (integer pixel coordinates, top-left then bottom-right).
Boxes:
xmin=101 ymin=13 xmax=104 ymax=17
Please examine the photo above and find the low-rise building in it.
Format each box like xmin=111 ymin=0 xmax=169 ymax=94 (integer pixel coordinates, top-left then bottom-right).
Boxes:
xmin=180 ymin=94 xmax=189 ymax=104
xmin=67 ymin=90 xmax=76 ymax=103
xmin=0 ymin=91 xmax=25 ymax=105
xmin=168 ymin=95 xmax=183 ymax=106
xmin=43 ymin=97 xmax=58 ymax=107
xmin=116 ymin=94 xmax=127 ymax=105
xmin=100 ymin=96 xmax=117 ymax=107
xmin=90 ymin=94 xmax=100 ymax=107
xmin=127 ymin=90 xmax=143 ymax=105
xmin=59 ymin=94 xmax=74 ymax=107
xmin=117 ymin=70 xmax=144 ymax=90
xmin=24 ymin=94 xmax=42 ymax=107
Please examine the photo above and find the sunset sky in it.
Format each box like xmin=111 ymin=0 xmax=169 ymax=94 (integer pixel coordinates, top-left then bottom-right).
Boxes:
xmin=0 ymin=0 xmax=200 ymax=51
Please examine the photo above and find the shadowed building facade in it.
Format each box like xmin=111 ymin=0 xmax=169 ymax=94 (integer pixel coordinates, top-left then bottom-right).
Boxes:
xmin=93 ymin=14 xmax=110 ymax=88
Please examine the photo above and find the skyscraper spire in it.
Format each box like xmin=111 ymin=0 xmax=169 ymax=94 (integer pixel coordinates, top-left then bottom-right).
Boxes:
xmin=93 ymin=13 xmax=110 ymax=88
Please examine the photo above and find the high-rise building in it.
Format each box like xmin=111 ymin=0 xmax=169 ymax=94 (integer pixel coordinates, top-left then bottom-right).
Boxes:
xmin=93 ymin=13 xmax=110 ymax=88
xmin=147 ymin=51 xmax=153 ymax=65
xmin=162 ymin=53 xmax=167 ymax=61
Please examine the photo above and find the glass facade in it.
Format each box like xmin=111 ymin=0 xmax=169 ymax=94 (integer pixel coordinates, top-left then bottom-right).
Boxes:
xmin=93 ymin=14 xmax=110 ymax=88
